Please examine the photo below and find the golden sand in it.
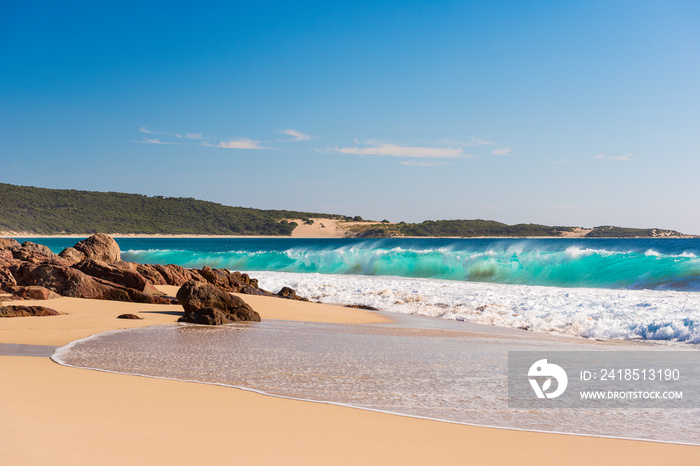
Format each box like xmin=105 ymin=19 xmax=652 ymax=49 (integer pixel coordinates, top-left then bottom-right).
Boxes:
xmin=1 ymin=292 xmax=697 ymax=465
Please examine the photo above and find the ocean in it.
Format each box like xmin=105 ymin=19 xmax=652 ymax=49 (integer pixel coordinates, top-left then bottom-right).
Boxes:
xmin=33 ymin=236 xmax=700 ymax=344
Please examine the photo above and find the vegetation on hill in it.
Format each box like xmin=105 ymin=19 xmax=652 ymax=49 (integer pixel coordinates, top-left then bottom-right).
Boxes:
xmin=395 ymin=220 xmax=572 ymax=237
xmin=0 ymin=183 xmax=689 ymax=238
xmin=0 ymin=183 xmax=336 ymax=235
xmin=582 ymin=226 xmax=682 ymax=238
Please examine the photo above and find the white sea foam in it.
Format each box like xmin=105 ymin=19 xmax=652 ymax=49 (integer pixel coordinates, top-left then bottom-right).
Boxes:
xmin=249 ymin=271 xmax=700 ymax=344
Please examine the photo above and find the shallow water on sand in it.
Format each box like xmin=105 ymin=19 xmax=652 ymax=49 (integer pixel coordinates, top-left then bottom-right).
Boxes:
xmin=53 ymin=316 xmax=700 ymax=444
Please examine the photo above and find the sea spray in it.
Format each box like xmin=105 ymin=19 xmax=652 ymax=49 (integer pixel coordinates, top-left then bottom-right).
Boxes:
xmin=250 ymin=271 xmax=700 ymax=344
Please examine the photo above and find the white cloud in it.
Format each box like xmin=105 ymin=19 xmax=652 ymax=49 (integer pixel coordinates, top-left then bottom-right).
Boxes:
xmin=282 ymin=129 xmax=312 ymax=141
xmin=206 ymin=139 xmax=267 ymax=150
xmin=595 ymin=152 xmax=633 ymax=161
xmin=491 ymin=147 xmax=513 ymax=156
xmin=335 ymin=140 xmax=470 ymax=159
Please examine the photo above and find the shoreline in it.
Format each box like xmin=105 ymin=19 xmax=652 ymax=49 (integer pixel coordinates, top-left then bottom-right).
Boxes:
xmin=1 ymin=292 xmax=699 ymax=463
xmin=2 ymin=233 xmax=698 ymax=239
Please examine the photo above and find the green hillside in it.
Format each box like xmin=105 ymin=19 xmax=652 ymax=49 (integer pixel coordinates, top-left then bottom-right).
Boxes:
xmin=0 ymin=183 xmax=335 ymax=235
xmin=0 ymin=183 xmax=690 ymax=238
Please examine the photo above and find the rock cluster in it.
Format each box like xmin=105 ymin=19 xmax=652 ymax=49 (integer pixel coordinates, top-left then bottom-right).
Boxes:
xmin=0 ymin=234 xmax=306 ymax=325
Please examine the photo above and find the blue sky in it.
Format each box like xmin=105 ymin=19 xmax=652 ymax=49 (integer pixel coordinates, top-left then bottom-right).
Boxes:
xmin=2 ymin=1 xmax=700 ymax=232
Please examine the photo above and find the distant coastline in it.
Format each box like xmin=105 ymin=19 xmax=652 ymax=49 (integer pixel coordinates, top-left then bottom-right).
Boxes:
xmin=1 ymin=183 xmax=695 ymax=239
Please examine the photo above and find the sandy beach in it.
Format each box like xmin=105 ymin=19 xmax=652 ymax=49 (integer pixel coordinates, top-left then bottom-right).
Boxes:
xmin=1 ymin=287 xmax=697 ymax=465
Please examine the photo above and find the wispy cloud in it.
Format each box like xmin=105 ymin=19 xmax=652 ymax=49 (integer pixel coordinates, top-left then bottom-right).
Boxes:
xmin=491 ymin=147 xmax=513 ymax=156
xmin=467 ymin=136 xmax=494 ymax=146
xmin=399 ymin=160 xmax=448 ymax=167
xmin=281 ymin=129 xmax=312 ymax=141
xmin=335 ymin=140 xmax=470 ymax=159
xmin=135 ymin=137 xmax=181 ymax=145
xmin=595 ymin=152 xmax=633 ymax=161
xmin=140 ymin=127 xmax=206 ymax=140
xmin=205 ymin=139 xmax=268 ymax=150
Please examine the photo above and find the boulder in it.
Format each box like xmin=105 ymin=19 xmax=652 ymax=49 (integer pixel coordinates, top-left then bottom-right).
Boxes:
xmin=0 ymin=305 xmax=61 ymax=317
xmin=74 ymin=259 xmax=149 ymax=292
xmin=153 ymin=264 xmax=196 ymax=286
xmin=230 ymin=271 xmax=259 ymax=289
xmin=199 ymin=266 xmax=231 ymax=289
xmin=135 ymin=264 xmax=167 ymax=285
xmin=276 ymin=286 xmax=308 ymax=301
xmin=12 ymin=242 xmax=59 ymax=262
xmin=0 ymin=238 xmax=20 ymax=249
xmin=177 ymin=307 xmax=230 ymax=325
xmin=3 ymin=285 xmax=61 ymax=300
xmin=58 ymin=247 xmax=85 ymax=265
xmin=176 ymin=280 xmax=260 ymax=324
xmin=0 ymin=248 xmax=14 ymax=267
xmin=0 ymin=268 xmax=16 ymax=287
xmin=74 ymin=233 xmax=121 ymax=263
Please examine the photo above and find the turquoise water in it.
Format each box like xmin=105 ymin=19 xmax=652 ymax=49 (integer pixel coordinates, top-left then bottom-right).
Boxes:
xmin=25 ymin=237 xmax=700 ymax=291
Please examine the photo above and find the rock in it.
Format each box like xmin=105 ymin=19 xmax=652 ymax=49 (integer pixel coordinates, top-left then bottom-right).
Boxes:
xmin=0 ymin=268 xmax=16 ymax=287
xmin=58 ymin=247 xmax=85 ymax=264
xmin=276 ymin=286 xmax=308 ymax=301
xmin=0 ymin=305 xmax=61 ymax=317
xmin=177 ymin=307 xmax=230 ymax=325
xmin=117 ymin=313 xmax=143 ymax=320
xmin=230 ymin=271 xmax=259 ymax=289
xmin=3 ymin=285 xmax=61 ymax=300
xmin=9 ymin=262 xmax=171 ymax=304
xmin=199 ymin=266 xmax=231 ymax=289
xmin=0 ymin=238 xmax=21 ymax=249
xmin=135 ymin=264 xmax=167 ymax=285
xmin=153 ymin=264 xmax=200 ymax=286
xmin=176 ymin=280 xmax=260 ymax=324
xmin=73 ymin=233 xmax=121 ymax=263
xmin=344 ymin=304 xmax=380 ymax=311
xmin=0 ymin=248 xmax=14 ymax=267
xmin=12 ymin=242 xmax=59 ymax=262
xmin=74 ymin=259 xmax=149 ymax=292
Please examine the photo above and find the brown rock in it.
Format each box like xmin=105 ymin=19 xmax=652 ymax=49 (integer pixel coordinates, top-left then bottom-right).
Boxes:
xmin=3 ymin=285 xmax=61 ymax=300
xmin=74 ymin=259 xmax=149 ymax=292
xmin=344 ymin=304 xmax=380 ymax=311
xmin=177 ymin=307 xmax=230 ymax=325
xmin=276 ymin=286 xmax=308 ymax=301
xmin=135 ymin=264 xmax=167 ymax=285
xmin=176 ymin=280 xmax=260 ymax=324
xmin=12 ymin=242 xmax=58 ymax=262
xmin=0 ymin=268 xmax=16 ymax=287
xmin=230 ymin=271 xmax=259 ymax=289
xmin=9 ymin=262 xmax=171 ymax=304
xmin=58 ymin=247 xmax=85 ymax=264
xmin=0 ymin=248 xmax=14 ymax=267
xmin=199 ymin=266 xmax=231 ymax=289
xmin=117 ymin=313 xmax=143 ymax=320
xmin=0 ymin=238 xmax=21 ymax=249
xmin=153 ymin=264 xmax=191 ymax=286
xmin=0 ymin=305 xmax=61 ymax=317
xmin=73 ymin=233 xmax=121 ymax=263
